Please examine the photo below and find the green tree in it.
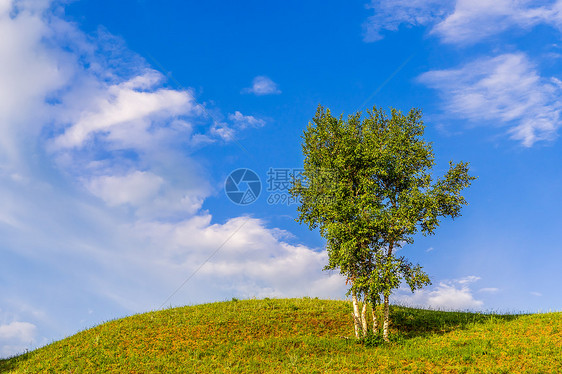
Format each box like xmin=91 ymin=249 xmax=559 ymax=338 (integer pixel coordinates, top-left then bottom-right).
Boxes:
xmin=290 ymin=105 xmax=475 ymax=341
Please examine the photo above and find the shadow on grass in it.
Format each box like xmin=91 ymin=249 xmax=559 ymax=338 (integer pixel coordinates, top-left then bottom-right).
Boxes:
xmin=389 ymin=305 xmax=523 ymax=340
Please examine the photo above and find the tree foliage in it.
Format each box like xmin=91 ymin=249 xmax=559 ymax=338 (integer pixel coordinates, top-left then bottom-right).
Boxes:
xmin=290 ymin=105 xmax=476 ymax=340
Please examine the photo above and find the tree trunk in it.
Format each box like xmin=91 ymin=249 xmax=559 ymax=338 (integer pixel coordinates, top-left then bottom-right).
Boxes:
xmin=361 ymin=301 xmax=368 ymax=336
xmin=352 ymin=290 xmax=361 ymax=338
xmin=383 ymin=294 xmax=390 ymax=342
xmin=372 ymin=305 xmax=378 ymax=334
xmin=383 ymin=242 xmax=394 ymax=342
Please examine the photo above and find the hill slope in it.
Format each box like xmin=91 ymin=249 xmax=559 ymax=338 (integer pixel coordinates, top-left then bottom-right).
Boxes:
xmin=1 ymin=298 xmax=561 ymax=373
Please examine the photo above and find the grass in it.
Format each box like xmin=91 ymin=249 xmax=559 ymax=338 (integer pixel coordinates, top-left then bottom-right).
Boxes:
xmin=1 ymin=297 xmax=561 ymax=373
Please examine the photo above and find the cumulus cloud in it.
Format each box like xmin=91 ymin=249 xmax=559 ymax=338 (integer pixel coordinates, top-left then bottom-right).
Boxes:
xmin=0 ymin=321 xmax=36 ymax=358
xmin=52 ymin=71 xmax=197 ymax=150
xmin=209 ymin=122 xmax=236 ymax=141
xmin=242 ymin=76 xmax=281 ymax=95
xmin=125 ymin=215 xmax=346 ymax=307
xmin=418 ymin=53 xmax=562 ymax=146
xmin=228 ymin=111 xmax=266 ymax=129
xmin=394 ymin=275 xmax=484 ymax=310
xmin=206 ymin=111 xmax=265 ymax=141
xmin=0 ymin=321 xmax=36 ymax=341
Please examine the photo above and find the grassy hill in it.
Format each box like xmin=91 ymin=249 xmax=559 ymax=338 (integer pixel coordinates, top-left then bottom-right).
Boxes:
xmin=1 ymin=298 xmax=561 ymax=373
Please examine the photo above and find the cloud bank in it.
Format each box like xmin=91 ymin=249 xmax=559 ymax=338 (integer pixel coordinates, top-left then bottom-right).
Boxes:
xmin=0 ymin=0 xmax=338 ymax=358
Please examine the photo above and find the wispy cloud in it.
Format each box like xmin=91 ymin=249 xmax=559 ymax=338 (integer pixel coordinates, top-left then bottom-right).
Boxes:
xmin=457 ymin=275 xmax=480 ymax=284
xmin=364 ymin=1 xmax=562 ymax=147
xmin=363 ymin=0 xmax=562 ymax=45
xmin=478 ymin=287 xmax=500 ymax=293
xmin=362 ymin=0 xmax=453 ymax=42
xmin=242 ymin=76 xmax=281 ymax=96
xmin=432 ymin=0 xmax=562 ymax=45
xmin=418 ymin=53 xmax=562 ymax=146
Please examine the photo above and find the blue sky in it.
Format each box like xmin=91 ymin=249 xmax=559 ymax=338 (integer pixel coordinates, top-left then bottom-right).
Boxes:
xmin=1 ymin=0 xmax=562 ymax=357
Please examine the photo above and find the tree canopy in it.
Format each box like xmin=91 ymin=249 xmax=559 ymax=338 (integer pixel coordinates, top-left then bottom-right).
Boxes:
xmin=290 ymin=105 xmax=476 ymax=341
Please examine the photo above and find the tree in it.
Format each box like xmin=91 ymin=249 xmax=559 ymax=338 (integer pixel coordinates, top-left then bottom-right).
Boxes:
xmin=290 ymin=105 xmax=475 ymax=341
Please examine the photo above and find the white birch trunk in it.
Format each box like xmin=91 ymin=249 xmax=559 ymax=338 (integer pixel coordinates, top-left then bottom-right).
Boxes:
xmin=372 ymin=306 xmax=378 ymax=334
xmin=383 ymin=294 xmax=390 ymax=342
xmin=352 ymin=291 xmax=361 ymax=338
xmin=383 ymin=242 xmax=393 ymax=342
xmin=361 ymin=302 xmax=368 ymax=336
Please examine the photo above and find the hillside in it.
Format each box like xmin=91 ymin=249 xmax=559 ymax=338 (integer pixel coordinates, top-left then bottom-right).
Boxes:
xmin=1 ymin=298 xmax=561 ymax=373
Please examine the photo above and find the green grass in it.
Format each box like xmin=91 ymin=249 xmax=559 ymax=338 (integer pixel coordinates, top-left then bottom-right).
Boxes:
xmin=1 ymin=298 xmax=561 ymax=373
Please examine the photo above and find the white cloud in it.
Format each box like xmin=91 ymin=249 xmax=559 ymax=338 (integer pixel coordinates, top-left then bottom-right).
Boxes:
xmin=531 ymin=291 xmax=543 ymax=297
xmin=394 ymin=275 xmax=484 ymax=310
xmin=0 ymin=0 xmax=74 ymax=173
xmin=0 ymin=321 xmax=36 ymax=358
xmin=242 ymin=76 xmax=281 ymax=95
xmin=478 ymin=287 xmax=500 ymax=293
xmin=126 ymin=215 xmax=346 ymax=305
xmin=228 ymin=111 xmax=266 ymax=129
xmin=86 ymin=171 xmax=164 ymax=207
xmin=52 ymin=71 xmax=196 ymax=150
xmin=210 ymin=122 xmax=236 ymax=141
xmin=363 ymin=0 xmax=562 ymax=45
xmin=418 ymin=53 xmax=562 ymax=146
xmin=0 ymin=0 xmax=345 ymax=359
xmin=65 ymin=214 xmax=347 ymax=314
xmin=432 ymin=0 xmax=562 ymax=45
xmin=0 ymin=321 xmax=36 ymax=341
xmin=363 ymin=1 xmax=562 ymax=146
xmin=362 ymin=0 xmax=453 ymax=42
xmin=0 ymin=0 xmax=10 ymax=14
xmin=458 ymin=275 xmax=480 ymax=284
xmin=206 ymin=112 xmax=266 ymax=141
